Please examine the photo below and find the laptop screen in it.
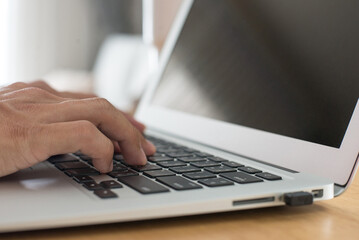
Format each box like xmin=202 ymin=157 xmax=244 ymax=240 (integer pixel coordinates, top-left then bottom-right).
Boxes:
xmin=151 ymin=0 xmax=359 ymax=148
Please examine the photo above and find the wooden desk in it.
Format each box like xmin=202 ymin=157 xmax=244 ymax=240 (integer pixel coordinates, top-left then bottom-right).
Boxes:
xmin=2 ymin=176 xmax=359 ymax=240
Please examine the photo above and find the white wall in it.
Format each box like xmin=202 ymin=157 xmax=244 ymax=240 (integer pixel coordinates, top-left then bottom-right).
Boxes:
xmin=0 ymin=0 xmax=99 ymax=85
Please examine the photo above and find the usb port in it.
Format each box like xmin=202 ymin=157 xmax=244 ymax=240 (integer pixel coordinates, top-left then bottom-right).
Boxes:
xmin=312 ymin=189 xmax=323 ymax=198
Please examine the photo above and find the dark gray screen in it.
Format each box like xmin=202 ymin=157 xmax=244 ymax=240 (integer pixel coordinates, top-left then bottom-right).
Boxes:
xmin=152 ymin=0 xmax=359 ymax=148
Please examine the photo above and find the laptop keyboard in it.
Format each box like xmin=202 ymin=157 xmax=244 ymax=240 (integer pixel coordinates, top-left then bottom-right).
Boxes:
xmin=48 ymin=135 xmax=282 ymax=199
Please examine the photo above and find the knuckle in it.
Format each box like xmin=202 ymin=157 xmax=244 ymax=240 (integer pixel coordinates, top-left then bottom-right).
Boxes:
xmin=23 ymin=87 xmax=48 ymax=96
xmin=9 ymin=82 xmax=29 ymax=89
xmin=93 ymin=97 xmax=114 ymax=110
xmin=32 ymin=80 xmax=48 ymax=87
xmin=75 ymin=120 xmax=97 ymax=138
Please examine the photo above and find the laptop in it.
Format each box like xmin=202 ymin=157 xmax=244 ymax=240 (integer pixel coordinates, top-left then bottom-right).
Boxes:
xmin=1 ymin=0 xmax=358 ymax=233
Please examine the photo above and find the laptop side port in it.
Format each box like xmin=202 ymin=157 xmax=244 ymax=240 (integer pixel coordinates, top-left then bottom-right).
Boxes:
xmin=312 ymin=189 xmax=324 ymax=198
xmin=232 ymin=197 xmax=275 ymax=206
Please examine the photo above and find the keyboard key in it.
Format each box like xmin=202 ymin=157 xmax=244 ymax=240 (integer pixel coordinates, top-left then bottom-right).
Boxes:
xmin=55 ymin=162 xmax=89 ymax=170
xmin=157 ymin=148 xmax=179 ymax=153
xmin=83 ymin=182 xmax=103 ymax=190
xmin=100 ymin=180 xmax=123 ymax=189
xmin=48 ymin=154 xmax=79 ymax=164
xmin=204 ymin=166 xmax=236 ymax=174
xmin=166 ymin=152 xmax=195 ymax=158
xmin=177 ymin=157 xmax=207 ymax=163
xmin=150 ymin=153 xmax=167 ymax=157
xmin=196 ymin=152 xmax=213 ymax=158
xmin=118 ymin=175 xmax=169 ymax=194
xmin=94 ymin=189 xmax=118 ymax=199
xmin=207 ymin=157 xmax=228 ymax=162
xmin=157 ymin=176 xmax=202 ymax=191
xmin=183 ymin=171 xmax=216 ymax=180
xmin=112 ymin=163 xmax=128 ymax=171
xmin=108 ymin=169 xmax=138 ymax=178
xmin=144 ymin=169 xmax=176 ymax=178
xmin=190 ymin=160 xmax=221 ymax=168
xmin=73 ymin=175 xmax=94 ymax=183
xmin=181 ymin=147 xmax=199 ymax=153
xmin=198 ymin=178 xmax=234 ymax=187
xmin=65 ymin=168 xmax=100 ymax=177
xmin=222 ymin=161 xmax=244 ymax=168
xmin=148 ymin=156 xmax=173 ymax=162
xmin=157 ymin=160 xmax=187 ymax=168
xmin=113 ymin=154 xmax=124 ymax=161
xmin=132 ymin=164 xmax=162 ymax=172
xmin=255 ymin=172 xmax=282 ymax=181
xmin=79 ymin=155 xmax=92 ymax=162
xmin=238 ymin=166 xmax=262 ymax=174
xmin=169 ymin=166 xmax=201 ymax=174
xmin=220 ymin=172 xmax=263 ymax=184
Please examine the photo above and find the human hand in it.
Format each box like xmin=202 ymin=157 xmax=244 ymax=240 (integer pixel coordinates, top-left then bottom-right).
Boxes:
xmin=0 ymin=81 xmax=155 ymax=177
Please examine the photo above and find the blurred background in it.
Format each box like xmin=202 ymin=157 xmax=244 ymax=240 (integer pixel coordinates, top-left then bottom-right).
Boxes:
xmin=0 ymin=0 xmax=182 ymax=110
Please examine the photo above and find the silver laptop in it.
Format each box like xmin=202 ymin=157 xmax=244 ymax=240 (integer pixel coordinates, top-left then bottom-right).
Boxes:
xmin=1 ymin=0 xmax=358 ymax=233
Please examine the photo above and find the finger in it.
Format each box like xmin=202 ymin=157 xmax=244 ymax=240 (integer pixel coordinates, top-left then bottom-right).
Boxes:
xmin=29 ymin=80 xmax=60 ymax=96
xmin=0 ymin=87 xmax=63 ymax=103
xmin=40 ymin=98 xmax=156 ymax=165
xmin=121 ymin=112 xmax=146 ymax=132
xmin=31 ymin=121 xmax=114 ymax=173
xmin=113 ymin=141 xmax=121 ymax=153
xmin=0 ymin=82 xmax=30 ymax=94
xmin=30 ymin=80 xmax=97 ymax=99
xmin=30 ymin=81 xmax=147 ymax=131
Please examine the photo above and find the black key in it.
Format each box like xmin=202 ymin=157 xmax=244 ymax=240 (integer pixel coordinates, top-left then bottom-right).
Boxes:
xmin=255 ymin=172 xmax=282 ymax=181
xmin=100 ymin=180 xmax=123 ymax=189
xmin=177 ymin=157 xmax=206 ymax=163
xmin=148 ymin=156 xmax=173 ymax=162
xmin=144 ymin=169 xmax=176 ymax=178
xmin=150 ymin=153 xmax=166 ymax=157
xmin=132 ymin=164 xmax=162 ymax=172
xmin=166 ymin=152 xmax=194 ymax=158
xmin=113 ymin=154 xmax=125 ymax=161
xmin=238 ymin=166 xmax=262 ymax=174
xmin=112 ymin=163 xmax=128 ymax=171
xmin=48 ymin=154 xmax=79 ymax=164
xmin=157 ymin=160 xmax=187 ymax=168
xmin=73 ymin=175 xmax=94 ymax=183
xmin=204 ymin=166 xmax=236 ymax=174
xmin=118 ymin=175 xmax=169 ymax=194
xmin=223 ymin=161 xmax=244 ymax=168
xmin=181 ymin=147 xmax=199 ymax=153
xmin=108 ymin=169 xmax=138 ymax=178
xmin=83 ymin=182 xmax=103 ymax=190
xmin=157 ymin=148 xmax=178 ymax=153
xmin=220 ymin=172 xmax=263 ymax=184
xmin=79 ymin=155 xmax=92 ymax=162
xmin=94 ymin=189 xmax=118 ymax=199
xmin=157 ymin=176 xmax=202 ymax=191
xmin=207 ymin=156 xmax=228 ymax=162
xmin=169 ymin=166 xmax=201 ymax=174
xmin=65 ymin=168 xmax=100 ymax=177
xmin=198 ymin=178 xmax=234 ymax=187
xmin=190 ymin=160 xmax=221 ymax=168
xmin=183 ymin=171 xmax=216 ymax=180
xmin=196 ymin=152 xmax=213 ymax=158
xmin=55 ymin=162 xmax=89 ymax=170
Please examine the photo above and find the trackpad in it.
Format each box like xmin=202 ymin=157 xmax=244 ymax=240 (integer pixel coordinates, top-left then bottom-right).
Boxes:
xmin=0 ymin=162 xmax=69 ymax=191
